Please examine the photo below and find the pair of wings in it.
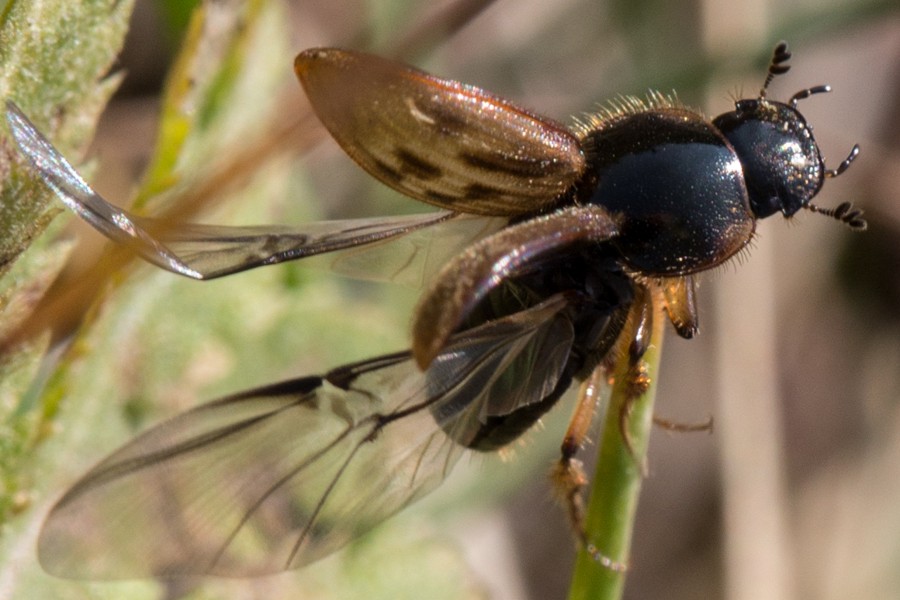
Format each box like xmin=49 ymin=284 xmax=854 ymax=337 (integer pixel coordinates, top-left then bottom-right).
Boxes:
xmin=5 ymin=48 xmax=620 ymax=578
xmin=5 ymin=48 xmax=588 ymax=284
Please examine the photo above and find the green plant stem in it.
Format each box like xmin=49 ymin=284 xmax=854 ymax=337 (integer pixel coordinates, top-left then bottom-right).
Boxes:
xmin=568 ymin=295 xmax=665 ymax=600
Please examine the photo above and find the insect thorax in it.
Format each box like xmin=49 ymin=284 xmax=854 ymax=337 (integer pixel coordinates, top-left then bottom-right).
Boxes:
xmin=577 ymin=102 xmax=755 ymax=277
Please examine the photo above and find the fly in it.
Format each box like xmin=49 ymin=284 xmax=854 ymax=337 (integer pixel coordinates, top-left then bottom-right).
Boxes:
xmin=4 ymin=41 xmax=864 ymax=579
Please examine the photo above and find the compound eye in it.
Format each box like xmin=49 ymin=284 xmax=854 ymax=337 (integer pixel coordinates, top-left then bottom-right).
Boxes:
xmin=733 ymin=99 xmax=758 ymax=114
xmin=753 ymin=193 xmax=782 ymax=219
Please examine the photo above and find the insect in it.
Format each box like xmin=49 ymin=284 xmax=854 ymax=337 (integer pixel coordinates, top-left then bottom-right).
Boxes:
xmin=5 ymin=41 xmax=864 ymax=579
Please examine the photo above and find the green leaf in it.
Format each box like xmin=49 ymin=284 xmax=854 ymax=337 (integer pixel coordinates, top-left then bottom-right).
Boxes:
xmin=0 ymin=0 xmax=134 ymax=269
xmin=0 ymin=0 xmax=135 ymax=529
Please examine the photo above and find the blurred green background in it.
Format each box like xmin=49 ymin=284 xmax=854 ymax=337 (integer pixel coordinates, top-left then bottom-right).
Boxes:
xmin=1 ymin=0 xmax=899 ymax=598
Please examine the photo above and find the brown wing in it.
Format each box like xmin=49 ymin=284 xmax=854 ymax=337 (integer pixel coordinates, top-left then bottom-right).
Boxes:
xmin=295 ymin=48 xmax=586 ymax=217
xmin=411 ymin=205 xmax=621 ymax=368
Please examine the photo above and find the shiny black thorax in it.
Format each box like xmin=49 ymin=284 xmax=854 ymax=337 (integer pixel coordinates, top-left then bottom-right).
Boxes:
xmin=578 ymin=106 xmax=755 ymax=276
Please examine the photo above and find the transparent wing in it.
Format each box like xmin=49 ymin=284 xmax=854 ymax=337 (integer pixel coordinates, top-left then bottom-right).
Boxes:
xmin=4 ymin=101 xmax=476 ymax=282
xmin=6 ymin=101 xmax=504 ymax=285
xmin=38 ymin=294 xmax=577 ymax=579
xmin=295 ymin=48 xmax=586 ymax=217
xmin=318 ymin=213 xmax=505 ymax=286
xmin=147 ymin=212 xmax=456 ymax=280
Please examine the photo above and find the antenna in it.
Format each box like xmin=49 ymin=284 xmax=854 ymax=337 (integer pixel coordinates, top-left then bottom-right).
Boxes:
xmin=825 ymin=144 xmax=860 ymax=178
xmin=761 ymin=41 xmax=792 ymax=97
xmin=805 ymin=201 xmax=867 ymax=231
xmin=789 ymin=85 xmax=831 ymax=108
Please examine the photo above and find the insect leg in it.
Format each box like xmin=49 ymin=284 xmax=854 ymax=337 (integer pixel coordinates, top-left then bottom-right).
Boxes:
xmin=617 ymin=284 xmax=654 ymax=465
xmin=551 ymin=286 xmax=660 ymax=572
xmin=660 ymin=276 xmax=699 ymax=339
xmin=551 ymin=367 xmax=604 ymax=541
xmin=652 ymin=414 xmax=714 ymax=433
xmin=551 ymin=367 xmax=628 ymax=572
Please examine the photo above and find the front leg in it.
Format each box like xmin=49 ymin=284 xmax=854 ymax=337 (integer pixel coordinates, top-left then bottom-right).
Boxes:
xmin=552 ymin=283 xmax=658 ymax=571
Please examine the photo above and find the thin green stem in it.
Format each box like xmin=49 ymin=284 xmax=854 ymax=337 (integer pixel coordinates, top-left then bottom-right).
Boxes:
xmin=568 ymin=293 xmax=665 ymax=600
